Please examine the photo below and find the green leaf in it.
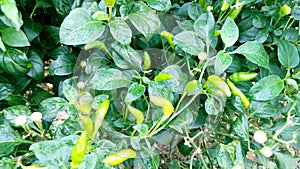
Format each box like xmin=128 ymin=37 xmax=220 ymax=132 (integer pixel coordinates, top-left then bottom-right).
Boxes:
xmin=109 ymin=19 xmax=132 ymax=45
xmin=173 ymin=31 xmax=204 ymax=56
xmin=39 ymin=97 xmax=68 ymax=121
xmin=125 ymin=82 xmax=145 ymax=103
xmin=232 ymin=113 xmax=249 ymax=140
xmin=49 ymin=47 xmax=77 ymax=76
xmin=0 ymin=121 xmax=21 ymax=157
xmin=90 ymin=68 xmax=131 ymax=90
xmin=249 ymin=75 xmax=284 ymax=101
xmin=50 ymin=118 xmax=81 ymax=139
xmin=214 ymin=51 xmax=232 ymax=75
xmin=23 ymin=21 xmax=43 ymax=42
xmin=144 ymin=0 xmax=171 ymax=11
xmin=52 ymin=0 xmax=74 ymax=16
xmin=0 ymin=157 xmax=16 ymax=169
xmin=133 ymin=124 xmax=149 ymax=136
xmin=277 ymin=40 xmax=299 ymax=69
xmin=0 ymin=0 xmax=23 ymax=29
xmin=111 ymin=43 xmax=142 ymax=70
xmin=274 ymin=152 xmax=300 ymax=169
xmin=188 ymin=2 xmax=203 ymax=21
xmin=0 ymin=83 xmax=14 ymax=101
xmin=250 ymin=101 xmax=278 ymax=118
xmin=194 ymin=12 xmax=215 ymax=44
xmin=30 ymin=135 xmax=78 ymax=169
xmin=2 ymin=105 xmax=31 ymax=126
xmin=27 ymin=51 xmax=44 ymax=81
xmin=133 ymin=145 xmax=159 ymax=169
xmin=128 ymin=12 xmax=160 ymax=39
xmin=0 ymin=48 xmax=31 ymax=75
xmin=60 ymin=8 xmax=105 ymax=45
xmin=1 ymin=27 xmax=29 ymax=47
xmin=234 ymin=41 xmax=269 ymax=69
xmin=160 ymin=65 xmax=188 ymax=93
xmin=217 ymin=144 xmax=233 ymax=168
xmin=0 ymin=37 xmax=6 ymax=52
xmin=221 ymin=17 xmax=239 ymax=47
xmin=62 ymin=78 xmax=78 ymax=103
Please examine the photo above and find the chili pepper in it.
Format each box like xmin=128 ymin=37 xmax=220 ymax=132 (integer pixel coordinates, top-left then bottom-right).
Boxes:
xmin=229 ymin=4 xmax=243 ymax=20
xmin=221 ymin=0 xmax=230 ymax=11
xmin=92 ymin=100 xmax=110 ymax=138
xmin=78 ymin=113 xmax=94 ymax=139
xmin=102 ymin=149 xmax=137 ymax=166
xmin=154 ymin=73 xmax=172 ymax=82
xmin=280 ymin=4 xmax=291 ymax=17
xmin=104 ymin=0 xmax=116 ymax=7
xmin=184 ymin=80 xmax=198 ymax=93
xmin=127 ymin=104 xmax=144 ymax=124
xmin=77 ymin=103 xmax=91 ymax=115
xmin=143 ymin=51 xmax=151 ymax=71
xmin=226 ymin=79 xmax=250 ymax=109
xmin=149 ymin=95 xmax=174 ymax=117
xmin=160 ymin=31 xmax=175 ymax=49
xmin=206 ymin=75 xmax=231 ymax=97
xmin=214 ymin=30 xmax=221 ymax=37
xmin=71 ymin=132 xmax=88 ymax=169
xmin=229 ymin=72 xmax=258 ymax=82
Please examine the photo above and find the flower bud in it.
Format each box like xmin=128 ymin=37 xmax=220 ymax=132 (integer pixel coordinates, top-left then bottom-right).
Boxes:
xmin=15 ymin=115 xmax=27 ymax=126
xmin=254 ymin=130 xmax=267 ymax=144
xmin=30 ymin=112 xmax=43 ymax=122
xmin=260 ymin=146 xmax=273 ymax=157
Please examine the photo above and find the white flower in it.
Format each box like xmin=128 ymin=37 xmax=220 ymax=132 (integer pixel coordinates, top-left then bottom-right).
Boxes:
xmin=254 ymin=130 xmax=267 ymax=144
xmin=232 ymin=165 xmax=243 ymax=169
xmin=30 ymin=112 xmax=42 ymax=122
xmin=15 ymin=115 xmax=27 ymax=126
xmin=260 ymin=146 xmax=273 ymax=157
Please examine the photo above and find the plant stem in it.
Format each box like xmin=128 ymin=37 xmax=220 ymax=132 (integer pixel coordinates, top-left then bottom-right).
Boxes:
xmin=108 ymin=7 xmax=113 ymax=21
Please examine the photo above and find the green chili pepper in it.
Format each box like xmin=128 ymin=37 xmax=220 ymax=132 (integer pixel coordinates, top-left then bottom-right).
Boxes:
xmin=77 ymin=103 xmax=91 ymax=115
xmin=229 ymin=72 xmax=258 ymax=82
xmin=71 ymin=132 xmax=88 ymax=169
xmin=104 ymin=0 xmax=116 ymax=7
xmin=229 ymin=5 xmax=243 ymax=20
xmin=221 ymin=0 xmax=230 ymax=11
xmin=280 ymin=4 xmax=291 ymax=17
xmin=154 ymin=73 xmax=172 ymax=82
xmin=226 ymin=79 xmax=250 ymax=109
xmin=127 ymin=105 xmax=144 ymax=124
xmin=92 ymin=100 xmax=110 ymax=138
xmin=143 ymin=51 xmax=151 ymax=71
xmin=78 ymin=114 xmax=94 ymax=139
xmin=150 ymin=95 xmax=174 ymax=117
xmin=214 ymin=30 xmax=221 ymax=37
xmin=102 ymin=149 xmax=137 ymax=166
xmin=206 ymin=75 xmax=231 ymax=97
xmin=160 ymin=31 xmax=175 ymax=49
xmin=184 ymin=80 xmax=198 ymax=93
xmin=148 ymin=96 xmax=174 ymax=136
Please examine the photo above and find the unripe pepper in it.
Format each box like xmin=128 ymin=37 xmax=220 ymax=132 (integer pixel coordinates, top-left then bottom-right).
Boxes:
xmin=143 ymin=51 xmax=151 ymax=71
xmin=71 ymin=132 xmax=88 ymax=169
xmin=229 ymin=4 xmax=243 ymax=20
xmin=148 ymin=96 xmax=174 ymax=136
xmin=102 ymin=149 xmax=137 ymax=166
xmin=78 ymin=114 xmax=94 ymax=139
xmin=104 ymin=0 xmax=116 ymax=7
xmin=184 ymin=80 xmax=198 ymax=93
xmin=127 ymin=105 xmax=144 ymax=124
xmin=205 ymin=75 xmax=231 ymax=97
xmin=229 ymin=72 xmax=258 ymax=82
xmin=227 ymin=79 xmax=250 ymax=109
xmin=221 ymin=0 xmax=230 ymax=11
xmin=160 ymin=31 xmax=175 ymax=49
xmin=154 ymin=73 xmax=172 ymax=82
xmin=92 ymin=100 xmax=110 ymax=138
